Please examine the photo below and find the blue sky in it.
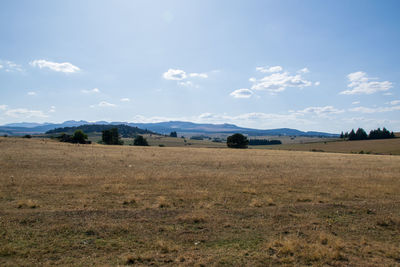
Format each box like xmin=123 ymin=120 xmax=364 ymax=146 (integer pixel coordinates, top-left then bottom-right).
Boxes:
xmin=1 ymin=0 xmax=399 ymax=132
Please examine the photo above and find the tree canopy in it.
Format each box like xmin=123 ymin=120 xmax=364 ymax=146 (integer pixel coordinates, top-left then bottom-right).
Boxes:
xmin=133 ymin=135 xmax=149 ymax=146
xmin=341 ymin=127 xmax=395 ymax=141
xmin=102 ymin=128 xmax=123 ymax=145
xmin=227 ymin=133 xmax=249 ymax=148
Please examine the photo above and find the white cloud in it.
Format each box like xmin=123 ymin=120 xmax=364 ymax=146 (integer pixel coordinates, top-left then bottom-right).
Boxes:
xmin=189 ymin=73 xmax=208 ymax=78
xmin=294 ymin=106 xmax=345 ymax=117
xmin=251 ymin=71 xmax=312 ymax=93
xmin=352 ymin=101 xmax=360 ymax=105
xmin=163 ymin=69 xmax=209 ymax=89
xmin=388 ymin=100 xmax=400 ymax=105
xmin=314 ymin=81 xmax=320 ymax=86
xmin=178 ymin=81 xmax=199 ymax=88
xmin=298 ymin=67 xmax=310 ymax=74
xmin=98 ymin=101 xmax=116 ymax=107
xmin=0 ymin=105 xmax=7 ymax=110
xmin=163 ymin=69 xmax=187 ymax=80
xmin=120 ymin=98 xmax=130 ymax=102
xmin=0 ymin=60 xmax=23 ymax=72
xmin=383 ymin=92 xmax=393 ymax=96
xmin=27 ymin=91 xmax=37 ymax=96
xmin=30 ymin=59 xmax=80 ymax=73
xmin=230 ymin=88 xmax=253 ymax=98
xmin=349 ymin=105 xmax=400 ymax=113
xmin=340 ymin=71 xmax=392 ymax=95
xmin=256 ymin=66 xmax=283 ymax=73
xmin=5 ymin=108 xmax=48 ymax=118
xmin=49 ymin=106 xmax=56 ymax=113
xmin=81 ymin=88 xmax=100 ymax=94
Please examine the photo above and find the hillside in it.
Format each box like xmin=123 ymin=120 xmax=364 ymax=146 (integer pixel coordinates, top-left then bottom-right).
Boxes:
xmin=0 ymin=120 xmax=339 ymax=137
xmin=258 ymin=138 xmax=400 ymax=155
xmin=46 ymin=124 xmax=156 ymax=138
xmin=1 ymin=137 xmax=400 ymax=266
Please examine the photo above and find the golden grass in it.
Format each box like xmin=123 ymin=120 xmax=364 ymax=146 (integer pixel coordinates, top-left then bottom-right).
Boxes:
xmin=1 ymin=137 xmax=400 ymax=266
xmin=259 ymin=138 xmax=400 ymax=155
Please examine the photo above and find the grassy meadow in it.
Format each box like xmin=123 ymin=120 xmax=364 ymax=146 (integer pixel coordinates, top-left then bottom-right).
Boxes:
xmin=1 ymin=137 xmax=400 ymax=266
xmin=258 ymin=138 xmax=400 ymax=155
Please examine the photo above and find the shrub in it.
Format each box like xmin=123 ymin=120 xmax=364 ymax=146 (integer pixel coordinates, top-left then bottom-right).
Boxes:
xmin=227 ymin=133 xmax=248 ymax=148
xmin=72 ymin=130 xmax=88 ymax=144
xmin=57 ymin=130 xmax=89 ymax=144
xmin=133 ymin=135 xmax=149 ymax=146
xmin=22 ymin=134 xmax=32 ymax=138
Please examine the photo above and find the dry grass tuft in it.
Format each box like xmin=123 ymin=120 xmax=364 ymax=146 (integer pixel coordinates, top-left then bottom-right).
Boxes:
xmin=17 ymin=199 xmax=38 ymax=209
xmin=177 ymin=213 xmax=208 ymax=224
xmin=156 ymin=196 xmax=171 ymax=208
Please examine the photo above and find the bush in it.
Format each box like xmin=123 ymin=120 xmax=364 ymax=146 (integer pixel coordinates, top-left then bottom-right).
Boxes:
xmin=57 ymin=130 xmax=89 ymax=144
xmin=22 ymin=134 xmax=32 ymax=139
xmin=72 ymin=130 xmax=88 ymax=144
xmin=227 ymin=133 xmax=248 ymax=148
xmin=133 ymin=135 xmax=149 ymax=146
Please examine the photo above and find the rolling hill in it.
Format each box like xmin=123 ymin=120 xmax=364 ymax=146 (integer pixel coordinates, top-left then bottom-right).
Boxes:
xmin=0 ymin=120 xmax=339 ymax=137
xmin=46 ymin=124 xmax=156 ymax=138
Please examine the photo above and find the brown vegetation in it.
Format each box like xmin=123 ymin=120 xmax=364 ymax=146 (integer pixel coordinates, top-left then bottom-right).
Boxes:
xmin=260 ymin=137 xmax=400 ymax=155
xmin=1 ymin=137 xmax=400 ymax=266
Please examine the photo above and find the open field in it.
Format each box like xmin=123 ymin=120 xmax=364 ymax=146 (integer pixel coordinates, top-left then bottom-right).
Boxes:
xmin=256 ymin=138 xmax=400 ymax=155
xmin=125 ymin=135 xmax=226 ymax=148
xmin=1 ymin=137 xmax=400 ymax=266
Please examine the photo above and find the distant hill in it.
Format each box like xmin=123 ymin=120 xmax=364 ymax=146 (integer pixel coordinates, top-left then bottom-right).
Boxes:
xmin=46 ymin=124 xmax=156 ymax=138
xmin=0 ymin=120 xmax=339 ymax=137
xmin=126 ymin=121 xmax=339 ymax=137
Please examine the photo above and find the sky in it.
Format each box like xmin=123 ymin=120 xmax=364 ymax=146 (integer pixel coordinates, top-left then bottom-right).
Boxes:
xmin=1 ymin=0 xmax=399 ymax=133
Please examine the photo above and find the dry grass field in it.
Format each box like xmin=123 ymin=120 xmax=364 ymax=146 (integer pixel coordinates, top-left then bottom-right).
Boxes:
xmin=1 ymin=137 xmax=400 ymax=266
xmin=256 ymin=138 xmax=400 ymax=155
xmin=125 ymin=135 xmax=226 ymax=148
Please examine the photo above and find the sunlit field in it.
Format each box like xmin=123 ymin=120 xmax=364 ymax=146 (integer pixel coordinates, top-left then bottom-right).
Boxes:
xmin=1 ymin=137 xmax=400 ymax=266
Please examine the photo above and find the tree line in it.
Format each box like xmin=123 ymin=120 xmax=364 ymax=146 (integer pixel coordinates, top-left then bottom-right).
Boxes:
xmin=47 ymin=124 xmax=154 ymax=137
xmin=340 ymin=127 xmax=395 ymax=141
xmin=55 ymin=128 xmax=149 ymax=146
xmin=248 ymin=139 xmax=282 ymax=145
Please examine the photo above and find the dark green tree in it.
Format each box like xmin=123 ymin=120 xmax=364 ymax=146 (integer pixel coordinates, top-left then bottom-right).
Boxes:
xmin=72 ymin=130 xmax=88 ymax=144
xmin=340 ymin=132 xmax=344 ymax=139
xmin=348 ymin=129 xmax=356 ymax=140
xmin=355 ymin=128 xmax=368 ymax=140
xmin=133 ymin=135 xmax=149 ymax=146
xmin=227 ymin=133 xmax=249 ymax=148
xmin=102 ymin=128 xmax=123 ymax=145
xmin=169 ymin=131 xmax=177 ymax=138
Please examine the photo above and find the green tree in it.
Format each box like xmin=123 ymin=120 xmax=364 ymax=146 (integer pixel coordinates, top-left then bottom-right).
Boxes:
xmin=348 ymin=129 xmax=356 ymax=140
xmin=72 ymin=130 xmax=88 ymax=144
xmin=133 ymin=135 xmax=149 ymax=146
xmin=169 ymin=131 xmax=177 ymax=137
xmin=102 ymin=128 xmax=123 ymax=145
xmin=355 ymin=128 xmax=368 ymax=140
xmin=227 ymin=133 xmax=249 ymax=148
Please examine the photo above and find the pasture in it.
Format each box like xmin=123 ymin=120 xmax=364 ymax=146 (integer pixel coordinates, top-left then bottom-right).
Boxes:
xmin=258 ymin=138 xmax=400 ymax=155
xmin=1 ymin=137 xmax=400 ymax=266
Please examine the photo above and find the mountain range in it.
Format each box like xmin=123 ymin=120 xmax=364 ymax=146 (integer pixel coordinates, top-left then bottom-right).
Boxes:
xmin=0 ymin=120 xmax=339 ymax=137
